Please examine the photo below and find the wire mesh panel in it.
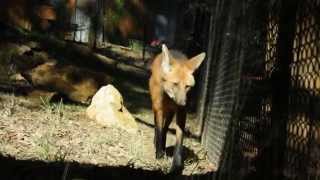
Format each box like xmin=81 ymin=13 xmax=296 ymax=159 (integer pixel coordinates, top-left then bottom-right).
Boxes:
xmin=201 ymin=0 xmax=320 ymax=180
xmin=285 ymin=0 xmax=320 ymax=179
xmin=201 ymin=0 xmax=246 ymax=172
xmin=235 ymin=2 xmax=273 ymax=179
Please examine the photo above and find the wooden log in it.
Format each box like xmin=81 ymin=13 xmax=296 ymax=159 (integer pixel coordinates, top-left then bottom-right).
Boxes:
xmin=7 ymin=27 xmax=151 ymax=80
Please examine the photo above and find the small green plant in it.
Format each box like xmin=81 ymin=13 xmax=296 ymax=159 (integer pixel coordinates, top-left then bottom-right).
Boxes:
xmin=54 ymin=146 xmax=69 ymax=162
xmin=36 ymin=133 xmax=52 ymax=160
xmin=35 ymin=133 xmax=69 ymax=161
xmin=40 ymin=96 xmax=64 ymax=119
xmin=40 ymin=96 xmax=51 ymax=110
xmin=129 ymin=39 xmax=143 ymax=51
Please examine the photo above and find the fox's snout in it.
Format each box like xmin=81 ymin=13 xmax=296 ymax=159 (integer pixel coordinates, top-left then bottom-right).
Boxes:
xmin=163 ymin=84 xmax=188 ymax=106
xmin=175 ymin=97 xmax=186 ymax=106
xmin=173 ymin=88 xmax=187 ymax=106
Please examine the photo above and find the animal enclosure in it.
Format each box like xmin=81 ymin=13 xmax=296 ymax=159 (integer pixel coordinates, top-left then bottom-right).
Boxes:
xmin=0 ymin=0 xmax=320 ymax=179
xmin=198 ymin=0 xmax=320 ymax=179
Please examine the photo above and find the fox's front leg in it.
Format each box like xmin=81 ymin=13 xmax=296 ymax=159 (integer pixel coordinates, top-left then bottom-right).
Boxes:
xmin=154 ymin=110 xmax=165 ymax=159
xmin=154 ymin=109 xmax=174 ymax=159
xmin=170 ymin=107 xmax=186 ymax=173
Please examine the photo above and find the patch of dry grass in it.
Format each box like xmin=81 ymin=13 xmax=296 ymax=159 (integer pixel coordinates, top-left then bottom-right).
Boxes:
xmin=0 ymin=92 xmax=215 ymax=175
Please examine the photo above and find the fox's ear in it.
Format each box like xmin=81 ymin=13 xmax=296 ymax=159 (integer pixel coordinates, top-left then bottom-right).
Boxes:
xmin=161 ymin=44 xmax=171 ymax=73
xmin=187 ymin=52 xmax=206 ymax=72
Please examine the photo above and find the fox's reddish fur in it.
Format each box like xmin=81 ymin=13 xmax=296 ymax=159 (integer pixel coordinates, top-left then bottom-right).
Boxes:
xmin=149 ymin=44 xmax=205 ymax=173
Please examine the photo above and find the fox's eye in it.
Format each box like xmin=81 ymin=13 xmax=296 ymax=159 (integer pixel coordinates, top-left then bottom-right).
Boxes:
xmin=173 ymin=82 xmax=179 ymax=86
xmin=186 ymin=85 xmax=191 ymax=89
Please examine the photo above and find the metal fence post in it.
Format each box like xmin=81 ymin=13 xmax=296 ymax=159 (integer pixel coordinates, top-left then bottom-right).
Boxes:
xmin=269 ymin=0 xmax=298 ymax=179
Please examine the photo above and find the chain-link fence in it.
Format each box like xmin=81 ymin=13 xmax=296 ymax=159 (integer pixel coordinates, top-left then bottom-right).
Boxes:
xmin=200 ymin=0 xmax=320 ymax=179
xmin=285 ymin=0 xmax=320 ymax=179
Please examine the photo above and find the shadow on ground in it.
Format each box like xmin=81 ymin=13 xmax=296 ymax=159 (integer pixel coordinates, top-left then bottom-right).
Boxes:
xmin=0 ymin=155 xmax=214 ymax=180
xmin=135 ymin=118 xmax=201 ymax=141
xmin=165 ymin=146 xmax=198 ymax=161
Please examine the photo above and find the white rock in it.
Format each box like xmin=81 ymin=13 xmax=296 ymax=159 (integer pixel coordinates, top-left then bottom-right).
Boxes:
xmin=86 ymin=85 xmax=138 ymax=133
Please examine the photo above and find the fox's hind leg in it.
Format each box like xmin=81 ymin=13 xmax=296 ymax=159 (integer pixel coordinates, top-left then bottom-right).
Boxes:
xmin=170 ymin=107 xmax=186 ymax=173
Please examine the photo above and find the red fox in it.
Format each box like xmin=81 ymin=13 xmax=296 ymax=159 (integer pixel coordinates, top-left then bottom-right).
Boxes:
xmin=149 ymin=44 xmax=206 ymax=173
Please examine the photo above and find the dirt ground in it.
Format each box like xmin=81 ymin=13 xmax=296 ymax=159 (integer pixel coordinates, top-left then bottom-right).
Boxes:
xmin=0 ymin=82 xmax=215 ymax=176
